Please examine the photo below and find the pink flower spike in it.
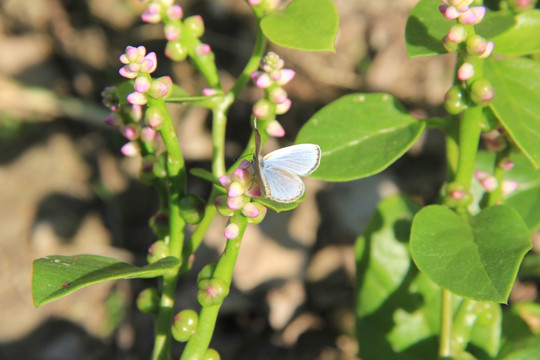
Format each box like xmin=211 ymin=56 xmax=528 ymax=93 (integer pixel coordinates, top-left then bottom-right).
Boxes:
xmin=502 ymin=180 xmax=518 ymax=195
xmin=119 ymin=66 xmax=138 ymax=79
xmin=121 ymin=142 xmax=138 ymax=157
xmin=470 ymin=6 xmax=486 ymax=24
xmin=266 ymin=120 xmax=285 ymax=138
xmin=127 ymin=91 xmax=148 ymax=105
xmin=134 ymin=76 xmax=151 ymax=93
xmin=224 ymin=223 xmax=240 ymax=239
xmin=458 ymin=9 xmax=477 ymax=25
xmin=202 ymin=88 xmax=218 ymax=96
xmin=228 ymin=182 xmax=245 ymax=198
xmin=458 ymin=63 xmax=475 ymax=81
xmin=276 ymin=69 xmax=296 ymax=86
xmin=167 ymin=5 xmax=183 ymax=21
xmin=241 ymin=203 xmax=260 ymax=218
xmin=275 ymin=98 xmax=292 ymax=115
xmin=479 ymin=41 xmax=494 ymax=59
xmin=219 ymin=174 xmax=233 ymax=188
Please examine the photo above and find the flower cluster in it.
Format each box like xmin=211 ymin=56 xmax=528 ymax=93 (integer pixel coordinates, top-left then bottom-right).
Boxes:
xmin=250 ymin=52 xmax=296 ymax=137
xmin=440 ymin=1 xmax=494 ymax=60
xmin=215 ymin=160 xmax=267 ymax=239
xmin=118 ymin=46 xmax=173 ymax=107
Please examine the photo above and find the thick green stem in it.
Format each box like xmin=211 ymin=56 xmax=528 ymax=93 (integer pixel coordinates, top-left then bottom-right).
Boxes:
xmin=439 ymin=289 xmax=453 ymax=358
xmin=446 ymin=114 xmax=460 ymax=182
xmin=454 ymin=106 xmax=483 ymax=192
xmin=148 ymin=99 xmax=187 ymax=360
xmin=180 ymin=214 xmax=248 ymax=360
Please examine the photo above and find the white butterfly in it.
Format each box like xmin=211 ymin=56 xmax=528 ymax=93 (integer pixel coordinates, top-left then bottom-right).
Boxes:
xmin=252 ymin=127 xmax=321 ymax=203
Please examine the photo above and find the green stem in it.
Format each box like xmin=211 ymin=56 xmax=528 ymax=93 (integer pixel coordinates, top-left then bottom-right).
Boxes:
xmin=180 ymin=214 xmax=249 ymax=360
xmin=454 ymin=106 xmax=483 ymax=193
xmin=148 ymin=99 xmax=187 ymax=360
xmin=439 ymin=289 xmax=453 ymax=358
xmin=212 ymin=94 xmax=234 ymax=177
xmin=446 ymin=114 xmax=460 ymax=182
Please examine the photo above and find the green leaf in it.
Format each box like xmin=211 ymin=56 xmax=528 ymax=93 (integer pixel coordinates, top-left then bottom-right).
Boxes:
xmin=260 ymin=0 xmax=338 ymax=52
xmin=485 ymin=57 xmax=540 ymax=169
xmin=405 ymin=0 xmax=451 ymax=58
xmin=410 ymin=205 xmax=531 ymax=303
xmin=32 ymin=255 xmax=180 ymax=307
xmin=295 ymin=93 xmax=425 ymax=181
xmin=254 ymin=194 xmax=301 ymax=213
xmin=356 ymin=195 xmax=442 ymax=359
xmin=498 ymin=334 xmax=540 ymax=360
xmin=477 ymin=10 xmax=540 ymax=55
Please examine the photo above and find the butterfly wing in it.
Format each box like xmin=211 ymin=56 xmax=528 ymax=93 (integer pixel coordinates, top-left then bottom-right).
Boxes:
xmin=263 ymin=144 xmax=321 ymax=177
xmin=259 ymin=166 xmax=305 ymax=203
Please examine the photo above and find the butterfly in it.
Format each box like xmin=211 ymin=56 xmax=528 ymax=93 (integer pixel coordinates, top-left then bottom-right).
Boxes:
xmin=252 ymin=126 xmax=321 ymax=203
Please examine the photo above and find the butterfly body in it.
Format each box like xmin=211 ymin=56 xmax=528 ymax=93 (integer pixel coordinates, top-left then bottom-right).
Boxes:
xmin=253 ymin=128 xmax=321 ymax=203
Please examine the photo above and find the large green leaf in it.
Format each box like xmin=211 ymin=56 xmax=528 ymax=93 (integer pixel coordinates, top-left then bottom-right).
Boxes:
xmin=485 ymin=57 xmax=540 ymax=169
xmin=295 ymin=93 xmax=425 ymax=181
xmin=410 ymin=205 xmax=531 ymax=303
xmin=260 ymin=0 xmax=338 ymax=52
xmin=477 ymin=10 xmax=540 ymax=55
xmin=356 ymin=195 xmax=442 ymax=359
xmin=33 ymin=255 xmax=180 ymax=307
xmin=405 ymin=0 xmax=451 ymax=58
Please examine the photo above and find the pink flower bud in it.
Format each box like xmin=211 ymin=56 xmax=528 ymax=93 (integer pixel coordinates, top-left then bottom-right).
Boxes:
xmin=145 ymin=106 xmax=165 ymax=129
xmin=447 ymin=24 xmax=467 ymax=43
xmin=499 ymin=158 xmax=514 ymax=171
xmin=469 ymin=6 xmax=486 ymax=24
xmin=228 ymin=182 xmax=245 ymax=198
xmin=140 ymin=52 xmax=158 ymax=73
xmin=195 ymin=43 xmax=211 ymax=57
xmin=149 ymin=76 xmax=172 ymax=98
xmin=245 ymin=183 xmax=261 ymax=198
xmin=123 ymin=124 xmax=139 ymax=140
xmin=202 ymin=88 xmax=218 ymax=96
xmin=167 ymin=5 xmax=183 ymax=21
xmin=141 ymin=3 xmax=162 ymax=24
xmin=127 ymin=91 xmax=148 ymax=105
xmin=241 ymin=203 xmax=260 ymax=218
xmin=276 ymin=69 xmax=296 ymax=86
xmin=119 ymin=65 xmax=138 ymax=79
xmin=164 ymin=23 xmax=182 ymax=41
xmin=501 ymin=180 xmax=518 ymax=195
xmin=458 ymin=9 xmax=477 ymax=25
xmin=275 ymin=98 xmax=292 ymax=115
xmin=252 ymin=99 xmax=272 ymax=119
xmin=266 ymin=120 xmax=285 ymax=138
xmin=141 ymin=127 xmax=157 ymax=142
xmin=475 ymin=171 xmax=498 ymax=192
xmin=457 ymin=63 xmax=475 ymax=81
xmin=104 ymin=113 xmax=118 ymax=126
xmin=232 ymin=168 xmax=251 ymax=184
xmin=121 ymin=142 xmax=139 ymax=157
xmin=219 ymin=174 xmax=233 ymax=188
xmin=227 ymin=195 xmax=248 ymax=210
xmin=134 ymin=76 xmax=151 ymax=93
xmin=466 ymin=35 xmax=487 ymax=56
xmin=479 ymin=41 xmax=494 ymax=58
xmin=239 ymin=160 xmax=252 ymax=170
xmin=249 ymin=0 xmax=262 ymax=5
xmin=251 ymin=71 xmax=273 ymax=88
xmin=269 ymin=87 xmax=288 ymax=104
xmin=440 ymin=5 xmax=460 ymax=20
xmin=224 ymin=223 xmax=240 ymax=239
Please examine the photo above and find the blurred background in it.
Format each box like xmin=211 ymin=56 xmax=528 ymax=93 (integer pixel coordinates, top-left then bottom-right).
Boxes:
xmin=0 ymin=0 xmax=463 ymax=359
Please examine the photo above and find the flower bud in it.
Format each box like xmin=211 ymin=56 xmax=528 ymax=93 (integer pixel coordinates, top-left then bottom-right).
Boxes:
xmin=447 ymin=24 xmax=467 ymax=43
xmin=442 ymin=36 xmax=459 ymax=53
xmin=261 ymin=51 xmax=284 ymax=72
xmin=167 ymin=5 xmax=183 ymax=20
xmin=501 ymin=180 xmax=518 ymax=195
xmin=275 ymin=98 xmax=292 ymax=115
xmin=147 ymin=240 xmax=169 ymax=264
xmin=475 ymin=171 xmax=498 ymax=192
xmin=224 ymin=222 xmax=240 ymax=239
xmin=164 ymin=23 xmax=182 ymax=41
xmin=134 ymin=76 xmax=151 ymax=93
xmin=470 ymin=79 xmax=494 ymax=106
xmin=127 ymin=91 xmax=148 ymax=105
xmin=141 ymin=127 xmax=157 ymax=142
xmin=499 ymin=158 xmax=514 ymax=171
xmin=266 ymin=120 xmax=285 ymax=137
xmin=457 ymin=62 xmax=475 ymax=81
xmin=121 ymin=142 xmax=139 ymax=157
xmin=197 ymin=263 xmax=217 ymax=284
xmin=245 ymin=202 xmax=267 ymax=224
xmin=252 ymin=99 xmax=273 ymax=119
xmin=202 ymin=348 xmax=221 ymax=360
xmin=466 ymin=35 xmax=487 ymax=56
xmin=444 ymin=85 xmax=468 ymax=114
xmin=444 ymin=182 xmax=473 ymax=208
xmin=179 ymin=193 xmax=206 ymax=225
xmin=197 ymin=278 xmax=229 ymax=307
xmin=268 ymin=87 xmax=288 ymax=104
xmin=123 ymin=124 xmax=140 ymax=140
xmin=439 ymin=5 xmax=460 ymax=20
xmin=215 ymin=195 xmax=235 ymax=217
xmin=227 ymin=195 xmax=249 ymax=211
xmin=165 ymin=41 xmax=188 ymax=62
xmin=195 ymin=43 xmax=211 ymax=57
xmin=478 ymin=41 xmax=494 ymax=59
xmin=141 ymin=3 xmax=162 ymax=23
xmin=507 ymin=0 xmax=536 ymax=12
xmin=149 ymin=76 xmax=173 ymax=99
xmin=136 ymin=288 xmax=160 ymax=314
xmin=184 ymin=15 xmax=205 ymax=38
xmin=275 ymin=68 xmax=296 ymax=86
xmin=145 ymin=106 xmax=166 ymax=129
xmin=104 ymin=113 xmax=119 ymax=126
xmin=172 ymin=309 xmax=198 ymax=342
xmin=149 ymin=211 xmax=169 ymax=238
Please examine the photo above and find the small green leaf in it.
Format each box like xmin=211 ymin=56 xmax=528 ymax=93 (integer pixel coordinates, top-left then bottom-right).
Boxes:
xmin=498 ymin=334 xmax=540 ymax=360
xmin=410 ymin=205 xmax=531 ymax=303
xmin=485 ymin=57 xmax=540 ymax=169
xmin=260 ymin=0 xmax=338 ymax=52
xmin=405 ymin=0 xmax=451 ymax=58
xmin=254 ymin=195 xmax=300 ymax=213
xmin=295 ymin=93 xmax=425 ymax=181
xmin=477 ymin=10 xmax=540 ymax=55
xmin=32 ymin=255 xmax=180 ymax=307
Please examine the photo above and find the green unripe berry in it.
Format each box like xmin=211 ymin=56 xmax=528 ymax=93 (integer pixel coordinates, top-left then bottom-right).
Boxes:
xmin=179 ymin=193 xmax=206 ymax=224
xmin=136 ymin=288 xmax=160 ymax=314
xmin=202 ymin=348 xmax=221 ymax=360
xmin=165 ymin=41 xmax=188 ymax=62
xmin=172 ymin=309 xmax=199 ymax=342
xmin=444 ymin=85 xmax=468 ymax=115
xmin=470 ymin=79 xmax=494 ymax=106
xmin=197 ymin=278 xmax=229 ymax=307
xmin=184 ymin=15 xmax=205 ymax=38
xmin=466 ymin=35 xmax=487 ymax=56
